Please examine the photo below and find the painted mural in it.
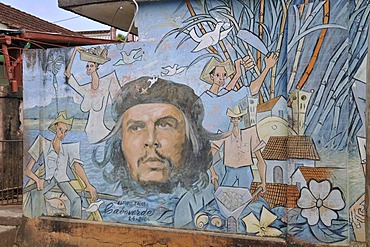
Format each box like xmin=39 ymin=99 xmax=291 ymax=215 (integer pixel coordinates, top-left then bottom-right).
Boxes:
xmin=22 ymin=0 xmax=369 ymax=245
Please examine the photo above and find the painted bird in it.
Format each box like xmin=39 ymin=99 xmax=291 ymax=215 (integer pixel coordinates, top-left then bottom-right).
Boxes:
xmin=147 ymin=76 xmax=158 ymax=88
xmin=82 ymin=200 xmax=104 ymax=213
xmin=114 ymin=48 xmax=143 ymax=65
xmin=189 ymin=22 xmax=232 ymax=52
xmin=161 ymin=64 xmax=186 ymax=77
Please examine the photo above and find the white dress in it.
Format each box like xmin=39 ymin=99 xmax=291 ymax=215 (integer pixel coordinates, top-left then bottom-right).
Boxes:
xmin=68 ymin=71 xmax=121 ymax=143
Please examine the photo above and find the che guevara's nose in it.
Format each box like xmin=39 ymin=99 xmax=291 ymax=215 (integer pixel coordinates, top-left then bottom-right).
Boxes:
xmin=143 ymin=127 xmax=160 ymax=149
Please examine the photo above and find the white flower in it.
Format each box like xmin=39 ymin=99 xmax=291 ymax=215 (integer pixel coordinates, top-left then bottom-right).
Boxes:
xmin=242 ymin=206 xmax=282 ymax=237
xmin=297 ymin=180 xmax=345 ymax=227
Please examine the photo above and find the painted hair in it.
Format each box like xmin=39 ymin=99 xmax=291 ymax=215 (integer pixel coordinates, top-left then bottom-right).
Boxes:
xmin=93 ymin=76 xmax=214 ymax=194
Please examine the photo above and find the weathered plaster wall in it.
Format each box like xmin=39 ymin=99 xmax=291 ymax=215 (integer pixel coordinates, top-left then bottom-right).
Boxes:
xmin=21 ymin=0 xmax=368 ymax=245
xmin=16 ymin=216 xmax=286 ymax=247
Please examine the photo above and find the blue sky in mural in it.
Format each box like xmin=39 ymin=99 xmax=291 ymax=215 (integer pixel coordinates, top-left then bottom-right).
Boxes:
xmin=1 ymin=0 xmax=110 ymax=31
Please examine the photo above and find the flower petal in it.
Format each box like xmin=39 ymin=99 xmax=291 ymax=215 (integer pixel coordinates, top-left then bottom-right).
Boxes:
xmin=323 ymin=189 xmax=345 ymax=210
xmin=301 ymin=207 xmax=319 ymax=225
xmin=260 ymin=207 xmax=277 ymax=227
xmin=242 ymin=212 xmax=260 ymax=234
xmin=309 ymin=180 xmax=331 ymax=200
xmin=297 ymin=188 xmax=316 ymax=209
xmin=319 ymin=207 xmax=338 ymax=227
xmin=264 ymin=227 xmax=283 ymax=237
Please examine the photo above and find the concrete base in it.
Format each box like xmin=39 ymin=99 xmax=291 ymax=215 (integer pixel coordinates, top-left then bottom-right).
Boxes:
xmin=16 ymin=216 xmax=286 ymax=247
xmin=0 ymin=205 xmax=23 ymax=226
xmin=0 ymin=225 xmax=17 ymax=247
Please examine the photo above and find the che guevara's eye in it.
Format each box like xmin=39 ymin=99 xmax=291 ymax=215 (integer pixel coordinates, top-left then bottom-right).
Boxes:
xmin=158 ymin=121 xmax=173 ymax=128
xmin=127 ymin=122 xmax=145 ymax=132
xmin=156 ymin=117 xmax=178 ymax=129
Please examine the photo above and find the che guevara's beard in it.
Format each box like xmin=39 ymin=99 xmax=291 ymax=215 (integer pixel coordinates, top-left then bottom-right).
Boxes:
xmin=135 ymin=150 xmax=178 ymax=194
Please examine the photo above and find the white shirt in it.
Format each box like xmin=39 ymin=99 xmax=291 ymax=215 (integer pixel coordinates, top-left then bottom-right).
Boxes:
xmin=212 ymin=126 xmax=264 ymax=168
xmin=28 ymin=135 xmax=83 ymax=182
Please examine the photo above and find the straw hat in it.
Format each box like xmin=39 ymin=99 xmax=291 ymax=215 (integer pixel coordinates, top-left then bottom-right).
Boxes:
xmin=78 ymin=46 xmax=110 ymax=65
xmin=226 ymin=105 xmax=248 ymax=118
xmin=48 ymin=111 xmax=74 ymax=133
xmin=200 ymin=57 xmax=235 ymax=84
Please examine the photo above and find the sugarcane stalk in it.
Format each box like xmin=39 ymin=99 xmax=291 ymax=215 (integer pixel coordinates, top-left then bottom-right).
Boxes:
xmin=330 ymin=87 xmax=349 ymax=140
xmin=296 ymin=0 xmax=330 ymax=91
xmin=288 ymin=1 xmax=312 ymax=91
xmin=257 ymin=0 xmax=265 ymax=71
xmin=311 ymin=74 xmax=350 ymax=138
xmin=270 ymin=0 xmax=291 ymax=99
xmin=349 ymin=3 xmax=370 ymax=56
xmin=348 ymin=102 xmax=360 ymax=140
xmin=306 ymin=40 xmax=348 ymax=126
xmin=325 ymin=43 xmax=368 ymax=113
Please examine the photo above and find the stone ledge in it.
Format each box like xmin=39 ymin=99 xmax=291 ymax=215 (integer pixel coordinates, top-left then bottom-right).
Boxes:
xmin=0 ymin=205 xmax=23 ymax=226
xmin=15 ymin=216 xmax=366 ymax=247
xmin=16 ymin=216 xmax=286 ymax=247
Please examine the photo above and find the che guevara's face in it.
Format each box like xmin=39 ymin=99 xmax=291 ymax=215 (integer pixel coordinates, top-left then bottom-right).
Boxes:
xmin=121 ymin=103 xmax=187 ymax=185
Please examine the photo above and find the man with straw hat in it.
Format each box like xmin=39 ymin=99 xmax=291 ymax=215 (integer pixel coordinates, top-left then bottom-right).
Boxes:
xmin=24 ymin=111 xmax=97 ymax=218
xmin=199 ymin=53 xmax=278 ymax=133
xmin=209 ymin=105 xmax=266 ymax=192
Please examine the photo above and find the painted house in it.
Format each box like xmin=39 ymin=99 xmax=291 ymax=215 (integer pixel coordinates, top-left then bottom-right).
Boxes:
xmin=290 ymin=167 xmax=336 ymax=190
xmin=256 ymin=96 xmax=288 ymax=123
xmin=262 ymin=136 xmax=320 ymax=184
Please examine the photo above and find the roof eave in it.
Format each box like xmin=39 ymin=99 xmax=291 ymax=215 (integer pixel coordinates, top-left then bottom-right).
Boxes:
xmin=21 ymin=30 xmax=120 ymax=47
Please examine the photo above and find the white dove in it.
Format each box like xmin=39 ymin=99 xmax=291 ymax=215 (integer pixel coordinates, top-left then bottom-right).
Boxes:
xmin=161 ymin=64 xmax=186 ymax=77
xmin=147 ymin=76 xmax=158 ymax=88
xmin=82 ymin=200 xmax=104 ymax=213
xmin=114 ymin=48 xmax=143 ymax=65
xmin=189 ymin=22 xmax=232 ymax=52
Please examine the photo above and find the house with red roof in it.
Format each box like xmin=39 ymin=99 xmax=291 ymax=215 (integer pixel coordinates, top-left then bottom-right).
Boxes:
xmin=290 ymin=166 xmax=337 ymax=190
xmin=256 ymin=96 xmax=289 ymax=123
xmin=262 ymin=135 xmax=320 ymax=184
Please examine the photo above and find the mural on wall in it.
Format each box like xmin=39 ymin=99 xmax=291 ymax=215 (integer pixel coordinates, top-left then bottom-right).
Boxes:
xmin=22 ymin=0 xmax=369 ymax=244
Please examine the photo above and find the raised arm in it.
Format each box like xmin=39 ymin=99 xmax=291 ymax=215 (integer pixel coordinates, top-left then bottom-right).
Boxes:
xmin=249 ymin=52 xmax=278 ymax=96
xmin=225 ymin=56 xmax=254 ymax=91
xmin=65 ymin=47 xmax=79 ymax=79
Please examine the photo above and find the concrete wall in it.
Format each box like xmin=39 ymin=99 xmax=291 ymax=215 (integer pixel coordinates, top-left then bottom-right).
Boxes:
xmin=16 ymin=216 xmax=286 ymax=247
xmin=21 ymin=0 xmax=369 ymax=245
